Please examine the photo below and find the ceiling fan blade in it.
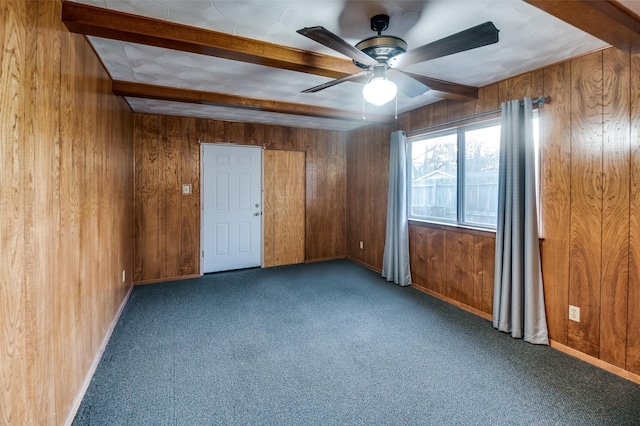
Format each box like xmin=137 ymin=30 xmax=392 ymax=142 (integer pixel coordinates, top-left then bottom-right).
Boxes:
xmin=388 ymin=69 xmax=430 ymax=98
xmin=402 ymin=72 xmax=479 ymax=99
xmin=388 ymin=21 xmax=499 ymax=69
xmin=297 ymin=26 xmax=379 ymax=67
xmin=302 ymin=70 xmax=371 ymax=93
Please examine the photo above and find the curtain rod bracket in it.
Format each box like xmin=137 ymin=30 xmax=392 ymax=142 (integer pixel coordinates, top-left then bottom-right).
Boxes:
xmin=533 ymin=96 xmax=551 ymax=106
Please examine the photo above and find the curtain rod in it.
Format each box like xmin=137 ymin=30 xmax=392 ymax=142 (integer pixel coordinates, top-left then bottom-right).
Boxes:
xmin=407 ymin=95 xmax=551 ymax=136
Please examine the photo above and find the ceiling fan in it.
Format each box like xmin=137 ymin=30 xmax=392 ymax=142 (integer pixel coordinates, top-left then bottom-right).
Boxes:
xmin=297 ymin=15 xmax=499 ymax=106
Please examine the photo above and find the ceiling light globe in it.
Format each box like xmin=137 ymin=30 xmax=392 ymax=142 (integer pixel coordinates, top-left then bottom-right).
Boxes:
xmin=362 ymin=78 xmax=397 ymax=106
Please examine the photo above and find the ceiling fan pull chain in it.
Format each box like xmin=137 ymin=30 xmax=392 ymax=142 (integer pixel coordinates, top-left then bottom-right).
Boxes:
xmin=395 ymin=95 xmax=398 ymax=120
xmin=362 ymin=93 xmax=366 ymax=120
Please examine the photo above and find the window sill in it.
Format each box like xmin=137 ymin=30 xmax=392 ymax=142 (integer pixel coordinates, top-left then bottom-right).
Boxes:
xmin=409 ymin=219 xmax=546 ymax=242
xmin=408 ymin=219 xmax=496 ymax=238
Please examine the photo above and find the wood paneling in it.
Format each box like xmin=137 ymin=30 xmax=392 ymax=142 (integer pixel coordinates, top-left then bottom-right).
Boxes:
xmin=540 ymin=61 xmax=572 ymax=345
xmin=300 ymin=128 xmax=347 ymax=260
xmin=263 ymin=150 xmax=306 ymax=267
xmin=134 ymin=115 xmax=200 ymax=281
xmin=408 ymin=223 xmax=495 ymax=315
xmin=600 ymin=47 xmax=630 ymax=367
xmin=180 ymin=118 xmax=199 ymax=275
xmin=346 ymin=45 xmax=640 ymax=379
xmin=346 ymin=125 xmax=390 ymax=270
xmin=1 ymin=1 xmax=134 ymax=424
xmin=568 ymin=51 xmax=603 ymax=358
xmin=445 ymin=231 xmax=463 ymax=302
xmin=2 ymin=1 xmax=29 ymax=423
xmin=134 ymin=118 xmax=346 ymax=281
xmin=628 ymin=46 xmax=640 ymax=375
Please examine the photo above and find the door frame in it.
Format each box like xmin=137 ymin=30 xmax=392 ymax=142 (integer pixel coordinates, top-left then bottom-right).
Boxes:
xmin=200 ymin=143 xmax=263 ymax=275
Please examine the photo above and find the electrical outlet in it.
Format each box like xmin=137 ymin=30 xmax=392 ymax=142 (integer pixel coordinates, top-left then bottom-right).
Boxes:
xmin=359 ymin=241 xmax=364 ymax=250
xmin=569 ymin=305 xmax=580 ymax=322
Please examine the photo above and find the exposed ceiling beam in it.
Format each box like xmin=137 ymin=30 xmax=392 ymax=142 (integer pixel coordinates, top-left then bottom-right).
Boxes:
xmin=62 ymin=2 xmax=479 ymax=100
xmin=524 ymin=0 xmax=640 ymax=51
xmin=111 ymin=80 xmax=394 ymax=124
xmin=62 ymin=1 xmax=359 ymax=79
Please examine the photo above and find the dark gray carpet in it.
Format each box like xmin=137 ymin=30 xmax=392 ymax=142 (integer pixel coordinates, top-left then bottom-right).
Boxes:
xmin=74 ymin=260 xmax=640 ymax=425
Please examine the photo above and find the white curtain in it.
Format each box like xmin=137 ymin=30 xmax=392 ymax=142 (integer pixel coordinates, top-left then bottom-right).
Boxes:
xmin=382 ymin=130 xmax=412 ymax=287
xmin=493 ymin=98 xmax=549 ymax=345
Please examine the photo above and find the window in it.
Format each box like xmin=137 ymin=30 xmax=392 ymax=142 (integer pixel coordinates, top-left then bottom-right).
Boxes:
xmin=409 ymin=119 xmax=500 ymax=228
xmin=409 ymin=114 xmax=540 ymax=229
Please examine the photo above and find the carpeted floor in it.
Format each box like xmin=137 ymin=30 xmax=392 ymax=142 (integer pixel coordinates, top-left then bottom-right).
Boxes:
xmin=74 ymin=260 xmax=640 ymax=425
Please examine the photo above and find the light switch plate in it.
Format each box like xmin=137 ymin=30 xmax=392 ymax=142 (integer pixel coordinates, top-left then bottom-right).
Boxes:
xmin=182 ymin=184 xmax=192 ymax=195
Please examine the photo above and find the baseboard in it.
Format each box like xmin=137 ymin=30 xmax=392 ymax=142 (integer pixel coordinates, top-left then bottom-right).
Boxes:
xmin=305 ymin=255 xmax=346 ymax=263
xmin=63 ymin=283 xmax=134 ymax=426
xmin=549 ymin=340 xmax=640 ymax=385
xmin=134 ymin=273 xmax=200 ymax=285
xmin=411 ymin=283 xmax=493 ymax=321
xmin=345 ymin=256 xmax=382 ymax=273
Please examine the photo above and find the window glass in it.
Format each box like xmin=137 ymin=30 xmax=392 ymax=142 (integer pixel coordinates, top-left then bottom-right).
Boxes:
xmin=463 ymin=124 xmax=500 ymax=226
xmin=410 ymin=132 xmax=457 ymax=222
xmin=408 ymin=114 xmax=539 ymax=230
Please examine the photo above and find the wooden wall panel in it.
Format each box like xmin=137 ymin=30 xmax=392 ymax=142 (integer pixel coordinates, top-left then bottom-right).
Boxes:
xmin=628 ymin=46 xmax=640 ymax=375
xmin=600 ymin=47 xmax=630 ymax=367
xmin=33 ymin=0 xmax=61 ymax=414
xmin=445 ymin=231 xmax=462 ymax=301
xmin=407 ymin=223 xmax=495 ymax=315
xmin=135 ymin=114 xmax=161 ymax=280
xmin=1 ymin=1 xmax=29 ymax=423
xmin=540 ymin=61 xmax=572 ymax=345
xmin=163 ymin=116 xmax=182 ymax=277
xmin=26 ymin=1 xmax=47 ymax=421
xmin=135 ymin=115 xmax=196 ymax=281
xmin=134 ymin=117 xmax=346 ymax=282
xmin=345 ymin=124 xmax=391 ymax=270
xmin=300 ymin=128 xmax=347 ymax=260
xmin=425 ymin=226 xmax=446 ymax=295
xmin=481 ymin=237 xmax=495 ymax=315
xmin=180 ymin=118 xmax=199 ymax=275
xmin=263 ymin=150 xmax=306 ymax=267
xmin=568 ymin=51 xmax=603 ymax=358
xmin=1 ymin=1 xmax=134 ymax=423
xmin=471 ymin=236 xmax=485 ymax=311
xmin=409 ymin=224 xmax=428 ymax=287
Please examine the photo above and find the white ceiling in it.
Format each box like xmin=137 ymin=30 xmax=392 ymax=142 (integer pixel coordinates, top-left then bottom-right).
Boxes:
xmin=69 ymin=0 xmax=610 ymax=131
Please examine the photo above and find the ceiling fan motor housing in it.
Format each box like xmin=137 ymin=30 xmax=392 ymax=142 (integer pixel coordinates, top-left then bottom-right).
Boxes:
xmin=353 ymin=15 xmax=407 ymax=69
xmin=353 ymin=14 xmax=407 ymax=69
xmin=354 ymin=36 xmax=407 ymax=68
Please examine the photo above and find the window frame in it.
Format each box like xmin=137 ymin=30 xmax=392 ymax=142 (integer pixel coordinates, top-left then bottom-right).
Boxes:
xmin=408 ymin=117 xmax=502 ymax=230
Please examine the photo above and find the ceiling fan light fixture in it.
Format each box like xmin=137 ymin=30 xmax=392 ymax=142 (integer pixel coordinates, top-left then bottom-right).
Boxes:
xmin=363 ymin=66 xmax=397 ymax=106
xmin=363 ymin=77 xmax=397 ymax=106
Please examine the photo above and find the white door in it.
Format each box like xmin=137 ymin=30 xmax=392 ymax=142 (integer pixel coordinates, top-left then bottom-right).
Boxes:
xmin=202 ymin=144 xmax=262 ymax=273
